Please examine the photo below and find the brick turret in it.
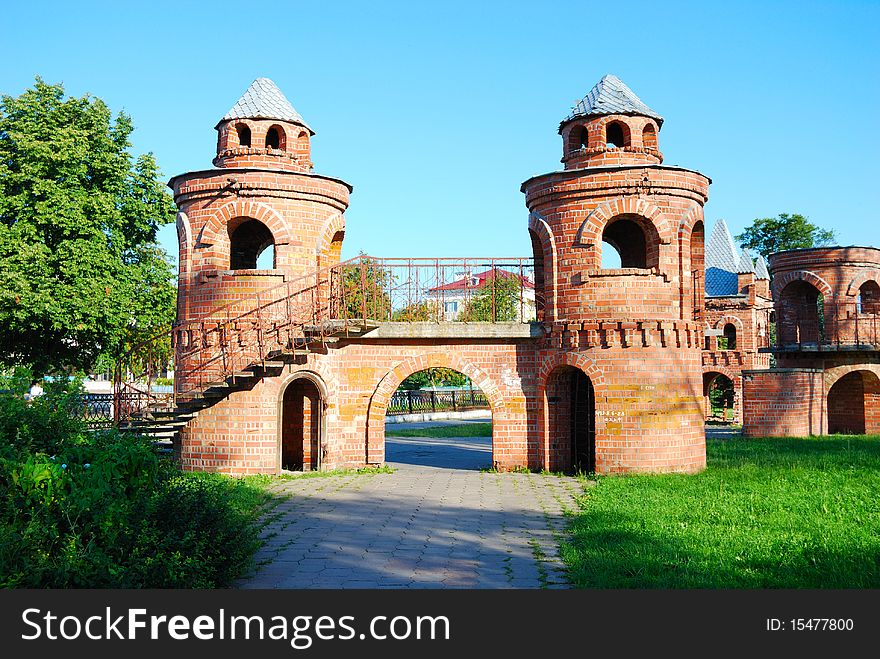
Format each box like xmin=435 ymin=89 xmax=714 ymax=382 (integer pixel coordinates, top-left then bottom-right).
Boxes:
xmin=213 ymin=78 xmax=314 ymax=172
xmin=169 ymin=78 xmax=353 ymax=467
xmin=523 ymin=74 xmax=710 ymax=474
xmin=559 ymin=74 xmax=663 ymax=169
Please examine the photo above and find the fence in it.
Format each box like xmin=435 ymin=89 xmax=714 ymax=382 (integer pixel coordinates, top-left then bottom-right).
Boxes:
xmin=71 ymin=392 xmax=175 ymax=429
xmin=387 ymin=388 xmax=490 ymax=415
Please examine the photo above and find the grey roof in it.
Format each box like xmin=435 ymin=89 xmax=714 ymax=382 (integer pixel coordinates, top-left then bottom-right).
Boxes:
xmin=562 ymin=74 xmax=664 ymax=127
xmin=737 ymin=248 xmax=757 ymax=274
xmin=220 ymin=78 xmax=313 ymax=133
xmin=755 ymin=254 xmax=770 ymax=280
xmin=706 ymin=219 xmax=743 ymax=296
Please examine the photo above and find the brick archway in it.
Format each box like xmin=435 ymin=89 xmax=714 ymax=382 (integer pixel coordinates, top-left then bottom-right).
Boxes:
xmin=574 ymin=197 xmax=672 ymax=247
xmin=276 ymin=370 xmax=330 ymax=473
xmin=536 ymin=352 xmax=606 ymax=471
xmin=316 ymin=212 xmax=346 ymax=260
xmin=773 ymin=270 xmax=834 ymax=301
xmin=825 ymin=366 xmax=880 ymax=435
xmin=846 ymin=270 xmax=880 ymax=297
xmin=528 ymin=211 xmax=558 ymax=323
xmin=275 ymin=367 xmax=338 ymax=473
xmin=176 ymin=212 xmax=193 ymax=319
xmin=365 ymin=353 xmax=505 ymax=465
xmin=702 ymin=367 xmax=741 ymax=422
xmin=198 ymin=199 xmax=293 ymax=249
xmin=824 ymin=363 xmax=880 ymax=392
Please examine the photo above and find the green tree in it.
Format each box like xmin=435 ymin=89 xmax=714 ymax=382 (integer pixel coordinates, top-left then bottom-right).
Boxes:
xmin=399 ymin=368 xmax=469 ymax=390
xmin=735 ymin=213 xmax=836 ymax=257
xmin=459 ymin=269 xmax=522 ymax=322
xmin=338 ymin=253 xmax=392 ymax=321
xmin=0 ymin=78 xmax=177 ymax=375
xmin=391 ymin=299 xmax=439 ymax=322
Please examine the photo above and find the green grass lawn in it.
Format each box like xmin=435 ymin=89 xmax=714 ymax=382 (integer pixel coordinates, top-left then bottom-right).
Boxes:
xmin=385 ymin=422 xmax=493 ymax=438
xmin=563 ymin=435 xmax=880 ymax=588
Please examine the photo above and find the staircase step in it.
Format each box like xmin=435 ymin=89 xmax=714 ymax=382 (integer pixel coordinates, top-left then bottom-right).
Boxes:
xmin=267 ymin=348 xmax=309 ymax=360
xmin=253 ymin=360 xmax=285 ymax=369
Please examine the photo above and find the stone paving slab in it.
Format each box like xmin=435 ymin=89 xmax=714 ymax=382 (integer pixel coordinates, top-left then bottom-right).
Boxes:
xmin=236 ymin=433 xmax=585 ymax=589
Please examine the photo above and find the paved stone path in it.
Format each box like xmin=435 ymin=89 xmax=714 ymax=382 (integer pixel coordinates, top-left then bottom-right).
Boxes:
xmin=237 ymin=428 xmax=585 ymax=589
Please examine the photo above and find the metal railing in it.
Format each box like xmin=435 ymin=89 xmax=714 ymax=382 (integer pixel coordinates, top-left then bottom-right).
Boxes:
xmin=767 ymin=301 xmax=880 ymax=349
xmin=331 ymin=256 xmax=536 ymax=324
xmin=387 ymin=388 xmax=490 ymax=415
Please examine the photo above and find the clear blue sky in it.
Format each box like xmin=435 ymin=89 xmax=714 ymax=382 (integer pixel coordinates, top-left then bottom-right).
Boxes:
xmin=2 ymin=1 xmax=877 ymax=268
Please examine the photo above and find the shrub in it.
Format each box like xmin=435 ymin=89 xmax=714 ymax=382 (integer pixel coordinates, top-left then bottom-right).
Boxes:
xmin=0 ymin=375 xmax=267 ymax=588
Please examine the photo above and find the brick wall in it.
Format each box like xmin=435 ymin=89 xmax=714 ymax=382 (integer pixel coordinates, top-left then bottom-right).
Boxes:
xmin=742 ymin=369 xmax=826 ymax=437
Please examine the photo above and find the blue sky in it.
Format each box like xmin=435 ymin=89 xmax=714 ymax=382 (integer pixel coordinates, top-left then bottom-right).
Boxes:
xmin=2 ymin=1 xmax=877 ymax=268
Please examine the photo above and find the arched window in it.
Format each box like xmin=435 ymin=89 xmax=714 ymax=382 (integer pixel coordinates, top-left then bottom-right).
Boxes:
xmin=859 ymin=281 xmax=880 ymax=314
xmin=642 ymin=123 xmax=657 ymax=150
xmin=778 ymin=280 xmax=823 ymax=345
xmin=529 ymin=229 xmax=545 ymax=321
xmin=266 ymin=125 xmax=286 ymax=150
xmin=229 ymin=218 xmax=275 ymax=270
xmin=605 ymin=121 xmax=628 ymax=148
xmin=570 ymin=125 xmax=589 ymax=151
xmin=236 ymin=123 xmax=251 ymax=147
xmin=690 ymin=221 xmax=705 ymax=319
xmin=721 ymin=323 xmax=737 ymax=350
xmin=601 ymin=215 xmax=660 ymax=270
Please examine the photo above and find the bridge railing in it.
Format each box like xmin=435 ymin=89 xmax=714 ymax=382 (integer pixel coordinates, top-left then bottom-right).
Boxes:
xmin=330 ymin=256 xmax=536 ymax=324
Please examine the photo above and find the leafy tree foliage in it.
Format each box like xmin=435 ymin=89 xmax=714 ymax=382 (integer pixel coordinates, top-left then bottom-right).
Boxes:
xmin=459 ymin=269 xmax=523 ymax=322
xmin=735 ymin=213 xmax=836 ymax=257
xmin=392 ymin=299 xmax=439 ymax=322
xmin=338 ymin=254 xmax=392 ymax=321
xmin=0 ymin=78 xmax=177 ymax=375
xmin=399 ymin=367 xmax=470 ymax=390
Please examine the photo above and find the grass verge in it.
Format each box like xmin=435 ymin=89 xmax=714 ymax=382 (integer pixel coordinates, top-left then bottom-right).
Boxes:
xmin=385 ymin=422 xmax=492 ymax=438
xmin=562 ymin=435 xmax=880 ymax=588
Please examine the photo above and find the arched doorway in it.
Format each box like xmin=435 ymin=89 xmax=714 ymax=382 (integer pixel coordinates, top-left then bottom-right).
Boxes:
xmin=384 ymin=367 xmax=492 ymax=470
xmin=828 ymin=370 xmax=880 ymax=435
xmin=703 ymin=372 xmax=735 ymax=422
xmin=546 ymin=366 xmax=595 ymax=473
xmin=280 ymin=376 xmax=324 ymax=471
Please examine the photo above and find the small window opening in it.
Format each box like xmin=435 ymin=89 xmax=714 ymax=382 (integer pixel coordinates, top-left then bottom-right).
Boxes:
xmin=236 ymin=124 xmax=251 ymax=147
xmin=266 ymin=127 xmax=281 ymax=150
xmin=859 ymin=281 xmax=880 ymax=314
xmin=642 ymin=123 xmax=657 ymax=150
xmin=230 ymin=219 xmax=275 ymax=270
xmin=720 ymin=323 xmax=737 ymax=350
xmin=601 ymin=217 xmax=651 ymax=269
xmin=605 ymin=122 xmax=626 ymax=148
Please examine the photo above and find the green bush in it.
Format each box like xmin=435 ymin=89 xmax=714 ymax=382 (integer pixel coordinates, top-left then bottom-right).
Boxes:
xmin=0 ymin=373 xmax=266 ymax=588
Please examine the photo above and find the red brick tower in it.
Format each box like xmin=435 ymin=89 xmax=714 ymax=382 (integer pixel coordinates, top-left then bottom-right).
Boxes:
xmin=169 ymin=78 xmax=352 ymax=471
xmin=743 ymin=246 xmax=880 ymax=437
xmin=522 ymin=75 xmax=710 ymax=474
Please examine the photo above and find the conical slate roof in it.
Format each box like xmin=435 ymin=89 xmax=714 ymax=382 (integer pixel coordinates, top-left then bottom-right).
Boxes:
xmin=737 ymin=248 xmax=757 ymax=275
xmin=562 ymin=74 xmax=664 ymax=127
xmin=755 ymin=254 xmax=770 ymax=280
xmin=219 ymin=78 xmax=313 ymax=133
xmin=706 ymin=219 xmax=743 ymax=296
